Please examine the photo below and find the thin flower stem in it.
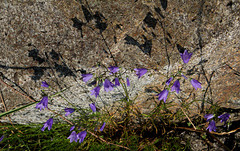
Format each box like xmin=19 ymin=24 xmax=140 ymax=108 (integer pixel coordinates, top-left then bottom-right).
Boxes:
xmin=175 ymin=126 xmax=240 ymax=135
xmin=47 ymin=108 xmax=74 ymax=125
xmin=180 ymin=106 xmax=197 ymax=130
xmin=0 ymin=78 xmax=36 ymax=102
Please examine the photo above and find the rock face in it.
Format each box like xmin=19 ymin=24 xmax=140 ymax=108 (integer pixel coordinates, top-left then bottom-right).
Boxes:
xmin=0 ymin=0 xmax=239 ymax=125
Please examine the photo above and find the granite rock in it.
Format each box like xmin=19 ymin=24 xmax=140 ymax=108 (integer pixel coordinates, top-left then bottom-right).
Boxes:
xmin=0 ymin=0 xmax=239 ymax=128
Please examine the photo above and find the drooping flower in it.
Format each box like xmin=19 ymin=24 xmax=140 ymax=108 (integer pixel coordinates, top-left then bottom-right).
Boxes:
xmin=36 ymin=96 xmax=48 ymax=111
xmin=191 ymin=79 xmax=202 ymax=90
xmin=207 ymin=120 xmax=217 ymax=132
xmin=41 ymin=81 xmax=49 ymax=87
xmin=180 ymin=50 xmax=192 ymax=64
xmin=0 ymin=135 xmax=4 ymax=142
xmin=115 ymin=77 xmax=120 ymax=87
xmin=181 ymin=74 xmax=188 ymax=80
xmin=157 ymin=89 xmax=169 ymax=103
xmin=103 ymin=79 xmax=114 ymax=92
xmin=166 ymin=77 xmax=173 ymax=85
xmin=171 ymin=80 xmax=180 ymax=94
xmin=218 ymin=113 xmax=230 ymax=124
xmin=82 ymin=74 xmax=93 ymax=83
xmin=204 ymin=114 xmax=214 ymax=122
xmin=41 ymin=118 xmax=53 ymax=131
xmin=126 ymin=77 xmax=130 ymax=87
xmin=90 ymin=86 xmax=100 ymax=98
xmin=100 ymin=122 xmax=106 ymax=131
xmin=89 ymin=103 xmax=96 ymax=112
xmin=77 ymin=131 xmax=87 ymax=143
xmin=134 ymin=68 xmax=147 ymax=79
xmin=64 ymin=108 xmax=75 ymax=116
xmin=70 ymin=126 xmax=75 ymax=131
xmin=68 ymin=131 xmax=78 ymax=143
xmin=108 ymin=66 xmax=119 ymax=74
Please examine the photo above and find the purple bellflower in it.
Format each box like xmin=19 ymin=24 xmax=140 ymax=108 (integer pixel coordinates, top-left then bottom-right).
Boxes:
xmin=218 ymin=113 xmax=230 ymax=124
xmin=204 ymin=114 xmax=214 ymax=122
xmin=115 ymin=77 xmax=120 ymax=86
xmin=70 ymin=126 xmax=75 ymax=131
xmin=108 ymin=66 xmax=119 ymax=74
xmin=41 ymin=118 xmax=53 ymax=131
xmin=171 ymin=80 xmax=180 ymax=94
xmin=0 ymin=135 xmax=4 ymax=142
xmin=82 ymin=74 xmax=93 ymax=83
xmin=157 ymin=89 xmax=169 ymax=103
xmin=134 ymin=68 xmax=147 ymax=79
xmin=89 ymin=103 xmax=96 ymax=112
xmin=126 ymin=77 xmax=130 ymax=87
xmin=207 ymin=120 xmax=217 ymax=132
xmin=68 ymin=131 xmax=78 ymax=143
xmin=100 ymin=122 xmax=106 ymax=131
xmin=180 ymin=50 xmax=192 ymax=64
xmin=41 ymin=81 xmax=49 ymax=87
xmin=90 ymin=86 xmax=100 ymax=98
xmin=64 ymin=108 xmax=75 ymax=116
xmin=166 ymin=77 xmax=173 ymax=85
xmin=191 ymin=79 xmax=202 ymax=90
xmin=103 ymin=79 xmax=114 ymax=92
xmin=36 ymin=96 xmax=48 ymax=111
xmin=78 ymin=131 xmax=87 ymax=143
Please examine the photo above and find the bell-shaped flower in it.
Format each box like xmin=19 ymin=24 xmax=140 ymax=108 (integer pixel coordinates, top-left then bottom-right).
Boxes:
xmin=180 ymin=50 xmax=192 ymax=64
xmin=89 ymin=103 xmax=96 ymax=112
xmin=134 ymin=68 xmax=147 ymax=79
xmin=108 ymin=66 xmax=119 ymax=74
xmin=82 ymin=74 xmax=93 ymax=83
xmin=171 ymin=80 xmax=180 ymax=94
xmin=207 ymin=120 xmax=217 ymax=132
xmin=157 ymin=89 xmax=169 ymax=103
xmin=191 ymin=79 xmax=202 ymax=90
xmin=103 ymin=79 xmax=114 ymax=92
xmin=126 ymin=77 xmax=130 ymax=87
xmin=70 ymin=126 xmax=75 ymax=131
xmin=36 ymin=96 xmax=48 ymax=111
xmin=90 ymin=86 xmax=100 ymax=98
xmin=0 ymin=135 xmax=4 ymax=142
xmin=100 ymin=122 xmax=106 ymax=131
xmin=115 ymin=77 xmax=120 ymax=87
xmin=64 ymin=108 xmax=75 ymax=116
xmin=166 ymin=77 xmax=173 ymax=85
xmin=41 ymin=81 xmax=49 ymax=87
xmin=68 ymin=131 xmax=78 ymax=143
xmin=218 ymin=113 xmax=230 ymax=124
xmin=204 ymin=114 xmax=214 ymax=122
xmin=41 ymin=118 xmax=53 ymax=131
xmin=78 ymin=131 xmax=87 ymax=143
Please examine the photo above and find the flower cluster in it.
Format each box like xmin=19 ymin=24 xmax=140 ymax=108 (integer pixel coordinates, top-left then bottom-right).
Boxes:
xmin=157 ymin=50 xmax=202 ymax=103
xmin=35 ymin=49 xmax=209 ymax=145
xmin=204 ymin=113 xmax=230 ymax=132
xmin=68 ymin=131 xmax=87 ymax=143
xmin=87 ymin=67 xmax=147 ymax=98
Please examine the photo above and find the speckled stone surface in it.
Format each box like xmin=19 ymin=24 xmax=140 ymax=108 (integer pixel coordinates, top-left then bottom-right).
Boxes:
xmin=0 ymin=0 xmax=239 ymax=128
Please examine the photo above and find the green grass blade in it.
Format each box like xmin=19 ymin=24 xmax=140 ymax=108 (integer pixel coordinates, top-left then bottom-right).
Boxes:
xmin=0 ymin=102 xmax=37 ymax=118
